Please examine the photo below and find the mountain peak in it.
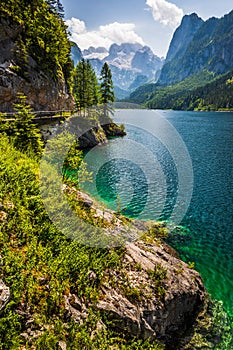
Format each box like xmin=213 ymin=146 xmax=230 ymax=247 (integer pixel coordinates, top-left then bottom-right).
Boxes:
xmin=76 ymin=42 xmax=163 ymax=96
xmin=165 ymin=13 xmax=204 ymax=63
xmin=182 ymin=12 xmax=202 ymax=21
xmin=107 ymin=43 xmax=143 ymax=60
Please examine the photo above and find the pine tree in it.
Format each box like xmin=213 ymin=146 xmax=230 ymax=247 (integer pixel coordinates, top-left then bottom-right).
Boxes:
xmin=99 ymin=62 xmax=115 ymax=104
xmin=72 ymin=59 xmax=99 ymax=115
xmin=46 ymin=0 xmax=64 ymax=18
xmin=12 ymin=94 xmax=43 ymax=156
xmin=56 ymin=0 xmax=64 ymax=18
xmin=86 ymin=60 xmax=99 ymax=107
xmin=99 ymin=62 xmax=115 ymax=119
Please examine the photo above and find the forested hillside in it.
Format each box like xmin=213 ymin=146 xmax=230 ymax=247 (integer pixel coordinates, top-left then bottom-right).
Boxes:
xmin=128 ymin=10 xmax=233 ymax=111
xmin=159 ymin=10 xmax=233 ymax=86
xmin=0 ymin=0 xmax=72 ymax=81
xmin=0 ymin=0 xmax=74 ymax=112
xmin=131 ymin=71 xmax=233 ymax=111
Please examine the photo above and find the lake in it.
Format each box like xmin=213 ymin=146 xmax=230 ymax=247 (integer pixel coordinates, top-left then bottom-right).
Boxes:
xmin=80 ymin=109 xmax=233 ymax=318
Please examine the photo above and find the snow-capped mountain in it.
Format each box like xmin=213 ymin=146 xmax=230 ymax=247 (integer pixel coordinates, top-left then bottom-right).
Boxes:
xmin=85 ymin=43 xmax=164 ymax=98
xmin=82 ymin=46 xmax=109 ymax=60
xmin=71 ymin=42 xmax=164 ymax=99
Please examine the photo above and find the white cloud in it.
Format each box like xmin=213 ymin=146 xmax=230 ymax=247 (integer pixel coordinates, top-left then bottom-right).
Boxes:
xmin=146 ymin=0 xmax=183 ymax=28
xmin=99 ymin=22 xmax=144 ymax=46
xmin=66 ymin=18 xmax=86 ymax=34
xmin=66 ymin=18 xmax=145 ymax=50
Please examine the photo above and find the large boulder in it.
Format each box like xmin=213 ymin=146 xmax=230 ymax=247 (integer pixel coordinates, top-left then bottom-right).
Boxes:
xmin=96 ymin=239 xmax=205 ymax=346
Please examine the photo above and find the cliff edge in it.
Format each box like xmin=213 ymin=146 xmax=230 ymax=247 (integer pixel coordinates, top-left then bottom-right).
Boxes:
xmin=0 ymin=10 xmax=74 ymax=112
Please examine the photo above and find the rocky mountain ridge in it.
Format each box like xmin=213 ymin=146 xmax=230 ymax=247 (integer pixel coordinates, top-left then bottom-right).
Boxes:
xmin=71 ymin=42 xmax=164 ymax=98
xmin=158 ymin=10 xmax=233 ymax=85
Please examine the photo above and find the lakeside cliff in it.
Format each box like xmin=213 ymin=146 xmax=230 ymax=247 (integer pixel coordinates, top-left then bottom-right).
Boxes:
xmin=0 ymin=4 xmax=74 ymax=112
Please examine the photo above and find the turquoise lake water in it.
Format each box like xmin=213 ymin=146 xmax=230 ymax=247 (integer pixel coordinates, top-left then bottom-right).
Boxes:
xmin=80 ymin=109 xmax=233 ymax=318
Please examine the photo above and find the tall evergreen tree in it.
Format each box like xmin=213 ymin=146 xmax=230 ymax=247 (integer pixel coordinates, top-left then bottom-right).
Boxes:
xmin=99 ymin=62 xmax=115 ymax=104
xmin=99 ymin=62 xmax=115 ymax=119
xmin=12 ymin=94 xmax=43 ymax=156
xmin=73 ymin=59 xmax=99 ymax=114
xmin=46 ymin=0 xmax=64 ymax=18
xmin=86 ymin=60 xmax=99 ymax=107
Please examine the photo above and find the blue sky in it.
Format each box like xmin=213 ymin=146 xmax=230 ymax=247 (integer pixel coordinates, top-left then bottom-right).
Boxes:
xmin=62 ymin=0 xmax=233 ymax=57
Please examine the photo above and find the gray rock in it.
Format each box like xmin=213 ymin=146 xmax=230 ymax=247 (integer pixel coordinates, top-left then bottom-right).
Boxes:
xmin=58 ymin=340 xmax=67 ymax=350
xmin=159 ymin=11 xmax=233 ymax=85
xmin=96 ymin=240 xmax=205 ymax=346
xmin=62 ymin=185 xmax=206 ymax=346
xmin=0 ymin=279 xmax=10 ymax=311
xmin=64 ymin=294 xmax=88 ymax=324
xmin=0 ymin=16 xmax=74 ymax=113
xmin=0 ymin=211 xmax=7 ymax=223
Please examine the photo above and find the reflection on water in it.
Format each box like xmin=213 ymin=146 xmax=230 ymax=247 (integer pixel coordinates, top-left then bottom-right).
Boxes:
xmin=82 ymin=109 xmax=233 ymax=318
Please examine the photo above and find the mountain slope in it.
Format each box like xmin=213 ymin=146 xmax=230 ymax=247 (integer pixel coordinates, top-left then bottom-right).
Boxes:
xmin=129 ymin=69 xmax=217 ymax=105
xmin=158 ymin=10 xmax=233 ymax=86
xmin=71 ymin=41 xmax=83 ymax=66
xmin=158 ymin=70 xmax=233 ymax=111
xmin=128 ymin=9 xmax=233 ymax=111
xmin=165 ymin=13 xmax=204 ymax=63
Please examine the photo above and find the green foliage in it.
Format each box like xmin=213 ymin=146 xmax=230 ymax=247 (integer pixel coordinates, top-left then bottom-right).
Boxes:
xmin=12 ymin=94 xmax=44 ymax=155
xmin=0 ymin=135 xmax=166 ymax=349
xmin=129 ymin=69 xmax=233 ymax=111
xmin=46 ymin=0 xmax=64 ymax=18
xmin=100 ymin=62 xmax=115 ymax=104
xmin=0 ymin=94 xmax=43 ymax=156
xmin=72 ymin=59 xmax=99 ymax=112
xmin=147 ymin=264 xmax=167 ymax=299
xmin=0 ymin=0 xmax=72 ymax=84
xmin=181 ymin=299 xmax=233 ymax=349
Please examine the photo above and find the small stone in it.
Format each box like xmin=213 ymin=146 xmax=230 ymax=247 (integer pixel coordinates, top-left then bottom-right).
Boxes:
xmin=69 ymin=294 xmax=82 ymax=311
xmin=38 ymin=277 xmax=47 ymax=286
xmin=0 ymin=279 xmax=10 ymax=312
xmin=88 ymin=270 xmax=97 ymax=281
xmin=20 ymin=332 xmax=29 ymax=340
xmin=77 ymin=191 xmax=93 ymax=208
xmin=58 ymin=340 xmax=67 ymax=350
xmin=0 ymin=211 xmax=7 ymax=223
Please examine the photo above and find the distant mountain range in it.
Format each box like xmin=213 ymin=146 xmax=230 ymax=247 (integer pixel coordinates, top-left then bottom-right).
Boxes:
xmin=128 ymin=10 xmax=233 ymax=111
xmin=71 ymin=42 xmax=164 ymax=99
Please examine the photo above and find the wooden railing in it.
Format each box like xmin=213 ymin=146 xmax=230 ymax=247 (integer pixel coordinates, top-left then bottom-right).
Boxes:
xmin=2 ymin=109 xmax=74 ymax=119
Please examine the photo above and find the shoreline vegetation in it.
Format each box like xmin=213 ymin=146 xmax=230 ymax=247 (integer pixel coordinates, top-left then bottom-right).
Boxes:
xmin=0 ymin=0 xmax=233 ymax=348
xmin=0 ymin=130 xmax=232 ymax=349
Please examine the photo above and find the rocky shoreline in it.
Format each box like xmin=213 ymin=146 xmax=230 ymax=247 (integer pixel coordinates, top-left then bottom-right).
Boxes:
xmin=62 ymin=186 xmax=206 ymax=348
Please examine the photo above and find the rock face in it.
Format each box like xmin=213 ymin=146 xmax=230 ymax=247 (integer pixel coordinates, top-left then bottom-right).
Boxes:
xmin=39 ymin=113 xmax=126 ymax=149
xmin=70 ymin=42 xmax=83 ymax=67
xmin=78 ymin=125 xmax=108 ymax=149
xmin=97 ymin=240 xmax=205 ymax=346
xmin=165 ymin=13 xmax=204 ymax=63
xmin=159 ymin=10 xmax=233 ymax=85
xmin=0 ymin=15 xmax=74 ymax=113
